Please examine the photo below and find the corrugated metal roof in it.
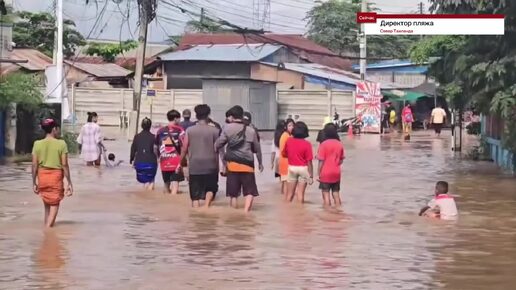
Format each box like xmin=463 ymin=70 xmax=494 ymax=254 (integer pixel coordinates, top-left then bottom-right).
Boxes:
xmin=8 ymin=49 xmax=52 ymax=71
xmin=178 ymin=33 xmax=352 ymax=70
xmin=261 ymin=62 xmax=406 ymax=89
xmin=160 ymin=44 xmax=282 ymax=62
xmin=66 ymin=62 xmax=132 ymax=78
xmin=351 ymin=59 xmax=429 ymax=70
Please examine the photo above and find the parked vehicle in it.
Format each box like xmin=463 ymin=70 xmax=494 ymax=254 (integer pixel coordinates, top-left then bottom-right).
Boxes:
xmin=337 ymin=117 xmax=363 ymax=135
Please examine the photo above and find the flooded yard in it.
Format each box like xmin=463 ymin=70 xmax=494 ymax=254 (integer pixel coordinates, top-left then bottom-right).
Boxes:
xmin=1 ymin=130 xmax=515 ymax=289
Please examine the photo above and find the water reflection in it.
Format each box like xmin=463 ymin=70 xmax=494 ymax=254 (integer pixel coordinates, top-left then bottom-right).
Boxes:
xmin=29 ymin=230 xmax=69 ymax=289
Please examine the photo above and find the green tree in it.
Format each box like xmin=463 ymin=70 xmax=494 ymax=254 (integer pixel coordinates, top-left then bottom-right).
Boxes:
xmin=306 ymin=0 xmax=418 ymax=58
xmin=12 ymin=11 xmax=85 ymax=58
xmin=0 ymin=73 xmax=43 ymax=110
xmin=85 ymin=40 xmax=138 ymax=62
xmin=410 ymin=0 xmax=516 ymax=153
xmin=185 ymin=19 xmax=231 ymax=33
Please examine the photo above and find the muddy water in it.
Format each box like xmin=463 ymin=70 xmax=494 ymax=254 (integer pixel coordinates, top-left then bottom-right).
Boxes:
xmin=1 ymin=130 xmax=515 ymax=289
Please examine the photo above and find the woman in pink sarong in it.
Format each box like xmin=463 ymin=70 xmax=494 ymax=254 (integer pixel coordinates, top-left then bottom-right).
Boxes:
xmin=401 ymin=104 xmax=414 ymax=136
xmin=77 ymin=112 xmax=105 ymax=166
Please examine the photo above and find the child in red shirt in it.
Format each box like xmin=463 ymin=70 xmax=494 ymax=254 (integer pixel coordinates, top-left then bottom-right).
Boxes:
xmin=317 ymin=124 xmax=345 ymax=207
xmin=282 ymin=121 xmax=313 ymax=203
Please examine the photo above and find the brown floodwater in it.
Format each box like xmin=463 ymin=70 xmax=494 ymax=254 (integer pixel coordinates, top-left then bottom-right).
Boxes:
xmin=1 ymin=129 xmax=515 ymax=290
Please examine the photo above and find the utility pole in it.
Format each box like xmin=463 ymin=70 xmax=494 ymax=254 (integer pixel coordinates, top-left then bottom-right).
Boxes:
xmin=359 ymin=0 xmax=367 ymax=81
xmin=133 ymin=0 xmax=156 ymax=136
xmin=418 ymin=2 xmax=424 ymax=40
xmin=200 ymin=7 xmax=205 ymax=25
xmin=56 ymin=0 xmax=65 ymax=125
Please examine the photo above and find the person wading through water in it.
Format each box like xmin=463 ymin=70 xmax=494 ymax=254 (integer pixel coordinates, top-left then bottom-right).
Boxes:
xmin=216 ymin=106 xmax=263 ymax=213
xmin=130 ymin=118 xmax=158 ymax=190
xmin=177 ymin=104 xmax=221 ymax=208
xmin=156 ymin=110 xmax=185 ymax=195
xmin=32 ymin=119 xmax=73 ymax=228
xmin=77 ymin=112 xmax=105 ymax=167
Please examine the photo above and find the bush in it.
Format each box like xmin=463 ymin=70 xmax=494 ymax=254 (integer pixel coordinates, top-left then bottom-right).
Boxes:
xmin=62 ymin=132 xmax=79 ymax=154
xmin=466 ymin=121 xmax=481 ymax=135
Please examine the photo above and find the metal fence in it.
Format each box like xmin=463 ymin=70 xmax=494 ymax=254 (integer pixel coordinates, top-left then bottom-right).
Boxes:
xmin=71 ymin=87 xmax=355 ymax=131
xmin=277 ymin=90 xmax=355 ymax=130
xmin=71 ymin=87 xmax=203 ymax=127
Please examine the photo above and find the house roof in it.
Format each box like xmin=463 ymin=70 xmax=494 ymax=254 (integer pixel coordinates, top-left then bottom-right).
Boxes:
xmin=178 ymin=33 xmax=352 ymax=70
xmin=65 ymin=61 xmax=132 ymax=78
xmin=159 ymin=44 xmax=282 ymax=62
xmin=261 ymin=62 xmax=407 ymax=89
xmin=70 ymin=56 xmax=157 ymax=69
xmin=351 ymin=59 xmax=429 ymax=70
xmin=7 ymin=48 xmax=52 ymax=71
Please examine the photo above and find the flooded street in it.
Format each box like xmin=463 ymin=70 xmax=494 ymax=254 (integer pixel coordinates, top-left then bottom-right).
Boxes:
xmin=1 ymin=130 xmax=516 ymax=290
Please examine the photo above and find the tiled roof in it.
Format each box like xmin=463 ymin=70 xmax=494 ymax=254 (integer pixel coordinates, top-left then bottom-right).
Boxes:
xmin=7 ymin=48 xmax=52 ymax=71
xmin=65 ymin=61 xmax=132 ymax=78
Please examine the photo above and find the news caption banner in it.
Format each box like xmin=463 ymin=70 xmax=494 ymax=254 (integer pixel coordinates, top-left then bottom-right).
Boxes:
xmin=357 ymin=12 xmax=505 ymax=35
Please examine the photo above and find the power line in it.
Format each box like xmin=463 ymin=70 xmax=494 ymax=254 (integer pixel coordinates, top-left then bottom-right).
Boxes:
xmin=206 ymin=0 xmax=305 ymax=23
xmin=45 ymin=0 xmax=110 ymax=99
xmin=178 ymin=0 xmax=306 ymax=31
xmin=269 ymin=0 xmax=314 ymax=10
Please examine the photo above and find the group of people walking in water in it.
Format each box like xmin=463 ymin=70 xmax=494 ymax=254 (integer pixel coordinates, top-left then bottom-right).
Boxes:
xmin=30 ymin=103 xmax=349 ymax=227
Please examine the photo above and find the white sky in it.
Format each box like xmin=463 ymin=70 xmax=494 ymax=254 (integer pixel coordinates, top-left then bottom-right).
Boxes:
xmin=12 ymin=0 xmax=431 ymax=43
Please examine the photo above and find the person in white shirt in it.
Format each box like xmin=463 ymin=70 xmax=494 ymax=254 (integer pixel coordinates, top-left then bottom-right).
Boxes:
xmin=430 ymin=105 xmax=447 ymax=137
xmin=419 ymin=181 xmax=458 ymax=220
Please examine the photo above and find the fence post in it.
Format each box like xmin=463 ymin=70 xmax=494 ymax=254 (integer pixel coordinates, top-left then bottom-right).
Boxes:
xmin=327 ymin=90 xmax=332 ymax=117
xmin=171 ymin=90 xmax=175 ymax=109
xmin=352 ymin=91 xmax=356 ymax=117
xmin=70 ymin=84 xmax=76 ymax=128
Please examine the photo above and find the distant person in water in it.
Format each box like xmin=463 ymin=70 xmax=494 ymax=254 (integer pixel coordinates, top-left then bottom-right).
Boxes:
xmin=32 ymin=118 xmax=73 ymax=228
xmin=278 ymin=118 xmax=295 ymax=195
xmin=419 ymin=181 xmax=458 ymax=220
xmin=77 ymin=112 xmax=105 ymax=167
xmin=271 ymin=120 xmax=285 ymax=179
xmin=317 ymin=123 xmax=344 ymax=207
xmin=180 ymin=109 xmax=196 ymax=131
xmin=130 ymin=117 xmax=158 ymax=190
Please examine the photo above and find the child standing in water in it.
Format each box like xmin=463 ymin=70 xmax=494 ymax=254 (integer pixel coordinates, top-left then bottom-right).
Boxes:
xmin=271 ymin=120 xmax=285 ymax=179
xmin=317 ymin=124 xmax=345 ymax=207
xmin=282 ymin=122 xmax=313 ymax=203
xmin=419 ymin=181 xmax=458 ymax=220
xmin=278 ymin=119 xmax=295 ymax=195
xmin=31 ymin=119 xmax=73 ymax=228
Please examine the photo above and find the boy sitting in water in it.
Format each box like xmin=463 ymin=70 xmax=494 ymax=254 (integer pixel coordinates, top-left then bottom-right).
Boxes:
xmin=104 ymin=153 xmax=123 ymax=168
xmin=419 ymin=181 xmax=458 ymax=220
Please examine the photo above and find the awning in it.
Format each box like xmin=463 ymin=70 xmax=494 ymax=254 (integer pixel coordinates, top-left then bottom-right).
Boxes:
xmin=382 ymin=89 xmax=428 ymax=102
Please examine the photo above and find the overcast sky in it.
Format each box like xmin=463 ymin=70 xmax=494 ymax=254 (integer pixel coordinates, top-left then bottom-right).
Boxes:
xmin=12 ymin=0 xmax=431 ymax=43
